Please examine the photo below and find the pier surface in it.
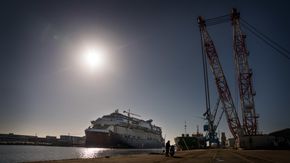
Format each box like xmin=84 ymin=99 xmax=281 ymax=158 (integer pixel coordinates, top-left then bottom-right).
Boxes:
xmin=28 ymin=149 xmax=290 ymax=163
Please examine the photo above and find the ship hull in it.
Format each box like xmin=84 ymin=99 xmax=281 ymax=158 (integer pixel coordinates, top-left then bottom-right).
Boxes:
xmin=85 ymin=130 xmax=163 ymax=148
xmin=85 ymin=130 xmax=131 ymax=148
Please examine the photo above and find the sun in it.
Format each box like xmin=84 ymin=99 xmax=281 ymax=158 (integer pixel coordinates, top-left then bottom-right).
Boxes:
xmin=82 ymin=46 xmax=107 ymax=71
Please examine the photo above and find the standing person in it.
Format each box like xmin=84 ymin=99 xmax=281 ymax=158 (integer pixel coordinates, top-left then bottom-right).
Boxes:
xmin=165 ymin=140 xmax=170 ymax=157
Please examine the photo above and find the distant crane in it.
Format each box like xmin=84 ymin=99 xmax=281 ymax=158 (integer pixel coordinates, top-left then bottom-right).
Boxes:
xmin=203 ymin=98 xmax=225 ymax=146
xmin=184 ymin=121 xmax=187 ymax=135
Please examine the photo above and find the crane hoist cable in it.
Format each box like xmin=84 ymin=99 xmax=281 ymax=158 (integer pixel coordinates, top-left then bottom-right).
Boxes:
xmin=240 ymin=18 xmax=290 ymax=61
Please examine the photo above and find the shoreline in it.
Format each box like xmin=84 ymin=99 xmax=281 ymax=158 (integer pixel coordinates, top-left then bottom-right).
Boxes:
xmin=23 ymin=149 xmax=290 ymax=163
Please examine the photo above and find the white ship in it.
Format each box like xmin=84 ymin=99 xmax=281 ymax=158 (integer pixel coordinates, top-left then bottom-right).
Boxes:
xmin=85 ymin=110 xmax=164 ymax=148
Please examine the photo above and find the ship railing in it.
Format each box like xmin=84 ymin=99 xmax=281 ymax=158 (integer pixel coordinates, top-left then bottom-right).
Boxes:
xmin=115 ymin=124 xmax=161 ymax=134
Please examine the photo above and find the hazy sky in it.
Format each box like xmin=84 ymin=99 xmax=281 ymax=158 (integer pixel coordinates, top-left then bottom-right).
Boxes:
xmin=1 ymin=0 xmax=290 ymax=142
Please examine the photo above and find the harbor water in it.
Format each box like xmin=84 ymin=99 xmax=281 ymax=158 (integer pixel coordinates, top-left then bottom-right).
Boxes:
xmin=0 ymin=145 xmax=163 ymax=163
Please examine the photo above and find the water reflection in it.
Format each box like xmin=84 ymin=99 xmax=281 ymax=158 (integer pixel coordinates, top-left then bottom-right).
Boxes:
xmin=0 ymin=145 xmax=163 ymax=163
xmin=79 ymin=148 xmax=108 ymax=158
xmin=78 ymin=148 xmax=163 ymax=159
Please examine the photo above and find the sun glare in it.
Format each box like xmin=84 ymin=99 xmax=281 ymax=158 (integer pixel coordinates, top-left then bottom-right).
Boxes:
xmin=82 ymin=46 xmax=107 ymax=72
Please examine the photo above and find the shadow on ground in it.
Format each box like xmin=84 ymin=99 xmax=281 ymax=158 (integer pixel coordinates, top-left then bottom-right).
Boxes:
xmin=172 ymin=156 xmax=182 ymax=158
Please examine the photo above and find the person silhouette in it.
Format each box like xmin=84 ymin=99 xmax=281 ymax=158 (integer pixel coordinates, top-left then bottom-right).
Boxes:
xmin=165 ymin=140 xmax=170 ymax=157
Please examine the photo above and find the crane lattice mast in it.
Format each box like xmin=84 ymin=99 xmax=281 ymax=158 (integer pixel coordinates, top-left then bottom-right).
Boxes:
xmin=198 ymin=16 xmax=242 ymax=140
xmin=231 ymin=8 xmax=258 ymax=135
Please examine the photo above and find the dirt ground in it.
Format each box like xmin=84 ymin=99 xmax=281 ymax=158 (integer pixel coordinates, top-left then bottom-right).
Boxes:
xmin=26 ymin=149 xmax=290 ymax=163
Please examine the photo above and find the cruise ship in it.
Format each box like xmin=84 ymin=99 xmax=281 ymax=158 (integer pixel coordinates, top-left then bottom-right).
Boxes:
xmin=85 ymin=110 xmax=164 ymax=148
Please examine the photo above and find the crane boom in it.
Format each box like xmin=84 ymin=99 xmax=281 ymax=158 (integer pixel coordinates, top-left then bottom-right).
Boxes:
xmin=231 ymin=8 xmax=258 ymax=135
xmin=123 ymin=109 xmax=141 ymax=117
xmin=198 ymin=16 xmax=242 ymax=139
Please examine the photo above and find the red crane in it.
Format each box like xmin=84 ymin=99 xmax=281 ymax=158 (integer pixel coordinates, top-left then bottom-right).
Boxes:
xmin=198 ymin=16 xmax=243 ymax=140
xmin=231 ymin=8 xmax=258 ymax=135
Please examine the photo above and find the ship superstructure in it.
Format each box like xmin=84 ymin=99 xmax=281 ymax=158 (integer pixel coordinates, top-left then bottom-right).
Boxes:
xmin=85 ymin=110 xmax=164 ymax=148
